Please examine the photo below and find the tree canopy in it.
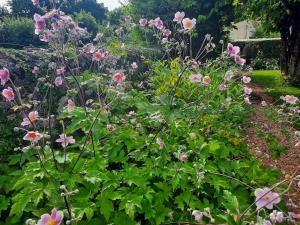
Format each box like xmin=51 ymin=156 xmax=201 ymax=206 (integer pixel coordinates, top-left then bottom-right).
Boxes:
xmin=8 ymin=0 xmax=107 ymax=22
xmin=235 ymin=0 xmax=300 ymax=85
xmin=127 ymin=0 xmax=235 ymax=41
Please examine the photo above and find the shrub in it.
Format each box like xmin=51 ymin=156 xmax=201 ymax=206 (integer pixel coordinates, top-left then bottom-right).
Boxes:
xmin=0 ymin=17 xmax=42 ymax=48
xmin=234 ymin=38 xmax=280 ymax=69
xmin=250 ymin=51 xmax=280 ymax=70
xmin=74 ymin=11 xmax=98 ymax=35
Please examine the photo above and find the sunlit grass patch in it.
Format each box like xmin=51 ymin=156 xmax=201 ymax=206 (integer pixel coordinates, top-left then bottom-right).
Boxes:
xmin=253 ymin=70 xmax=300 ymax=98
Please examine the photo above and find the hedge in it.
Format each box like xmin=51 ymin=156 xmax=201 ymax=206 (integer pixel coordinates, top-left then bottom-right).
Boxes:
xmin=233 ymin=38 xmax=281 ymax=68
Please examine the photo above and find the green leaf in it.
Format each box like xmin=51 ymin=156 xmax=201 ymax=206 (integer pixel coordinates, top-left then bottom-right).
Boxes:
xmin=0 ymin=196 xmax=9 ymax=214
xmin=223 ymin=190 xmax=239 ymax=213
xmin=84 ymin=207 xmax=94 ymax=221
xmin=113 ymin=212 xmax=135 ymax=225
xmin=9 ymin=192 xmax=31 ymax=217
xmin=99 ymin=198 xmax=114 ymax=221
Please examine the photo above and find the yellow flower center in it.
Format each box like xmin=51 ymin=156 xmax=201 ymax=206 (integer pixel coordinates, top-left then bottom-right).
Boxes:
xmin=47 ymin=219 xmax=56 ymax=225
xmin=7 ymin=90 xmax=13 ymax=98
xmin=28 ymin=132 xmax=38 ymax=139
xmin=29 ymin=114 xmax=37 ymax=122
xmin=185 ymin=20 xmax=193 ymax=28
xmin=264 ymin=195 xmax=271 ymax=201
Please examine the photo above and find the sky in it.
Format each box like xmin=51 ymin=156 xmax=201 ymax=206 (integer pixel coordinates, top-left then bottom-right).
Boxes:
xmin=0 ymin=0 xmax=122 ymax=10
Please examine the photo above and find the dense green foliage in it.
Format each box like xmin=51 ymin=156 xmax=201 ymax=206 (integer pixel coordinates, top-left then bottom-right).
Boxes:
xmin=0 ymin=17 xmax=42 ymax=48
xmin=8 ymin=0 xmax=107 ymax=21
xmin=233 ymin=39 xmax=280 ymax=70
xmin=234 ymin=0 xmax=299 ymax=31
xmin=74 ymin=11 xmax=98 ymax=35
xmin=1 ymin=1 xmax=299 ymax=225
xmin=0 ymin=60 xmax=284 ymax=224
xmin=127 ymin=0 xmax=235 ymax=46
xmin=251 ymin=24 xmax=280 ymax=39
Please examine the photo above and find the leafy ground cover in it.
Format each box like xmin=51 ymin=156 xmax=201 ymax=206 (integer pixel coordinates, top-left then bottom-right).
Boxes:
xmin=0 ymin=3 xmax=300 ymax=225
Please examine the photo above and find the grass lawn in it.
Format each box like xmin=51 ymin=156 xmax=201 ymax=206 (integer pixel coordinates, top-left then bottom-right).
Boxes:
xmin=252 ymin=70 xmax=300 ymax=99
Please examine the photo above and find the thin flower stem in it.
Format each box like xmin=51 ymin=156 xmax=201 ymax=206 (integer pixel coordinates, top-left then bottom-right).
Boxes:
xmin=239 ymin=179 xmax=288 ymax=220
xmin=70 ymin=109 xmax=102 ymax=173
xmin=60 ymin=181 xmax=72 ymax=222
xmin=189 ymin=33 xmax=193 ymax=58
xmin=208 ymin=172 xmax=254 ymax=190
xmin=47 ymin=78 xmax=59 ymax=171
xmin=241 ymin=165 xmax=300 ymax=220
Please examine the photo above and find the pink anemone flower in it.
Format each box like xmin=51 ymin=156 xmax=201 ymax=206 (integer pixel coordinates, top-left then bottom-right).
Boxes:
xmin=32 ymin=0 xmax=39 ymax=5
xmin=32 ymin=66 xmax=40 ymax=75
xmin=244 ymin=97 xmax=251 ymax=105
xmin=107 ymin=124 xmax=116 ymax=132
xmin=113 ymin=72 xmax=126 ymax=83
xmin=67 ymin=99 xmax=75 ymax=112
xmin=224 ymin=70 xmax=234 ymax=81
xmin=284 ymin=95 xmax=299 ymax=104
xmin=56 ymin=67 xmax=65 ymax=75
xmin=182 ymin=18 xmax=196 ymax=31
xmin=23 ymin=131 xmax=43 ymax=142
xmin=163 ymin=29 xmax=172 ymax=37
xmin=34 ymin=14 xmax=45 ymax=34
xmin=202 ymin=76 xmax=211 ymax=85
xmin=2 ymin=87 xmax=14 ymax=101
xmin=56 ymin=134 xmax=75 ymax=148
xmin=21 ymin=111 xmax=39 ymax=126
xmin=179 ymin=154 xmax=188 ymax=162
xmin=189 ymin=74 xmax=202 ymax=83
xmin=0 ymin=67 xmax=9 ymax=85
xmin=40 ymin=34 xmax=50 ymax=42
xmin=244 ymin=87 xmax=253 ymax=95
xmin=131 ymin=62 xmax=138 ymax=69
xmin=139 ymin=18 xmax=148 ymax=27
xmin=255 ymin=187 xmax=281 ymax=210
xmin=192 ymin=210 xmax=203 ymax=222
xmin=227 ymin=43 xmax=240 ymax=56
xmin=92 ymin=51 xmax=102 ymax=61
xmin=37 ymin=208 xmax=64 ymax=225
xmin=54 ymin=76 xmax=63 ymax=87
xmin=156 ymin=138 xmax=164 ymax=149
xmin=124 ymin=15 xmax=132 ymax=22
xmin=154 ymin=17 xmax=164 ymax=30
xmin=242 ymin=76 xmax=251 ymax=84
xmin=173 ymin=11 xmax=185 ymax=23
xmin=234 ymin=55 xmax=246 ymax=66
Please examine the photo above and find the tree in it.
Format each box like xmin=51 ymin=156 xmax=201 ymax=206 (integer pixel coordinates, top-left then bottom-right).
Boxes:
xmin=8 ymin=0 xmax=107 ymax=22
xmin=62 ymin=0 xmax=107 ymax=21
xmin=8 ymin=0 xmax=50 ymax=17
xmin=127 ymin=0 xmax=235 ymax=51
xmin=235 ymin=0 xmax=300 ymax=86
xmin=0 ymin=6 xmax=10 ymax=19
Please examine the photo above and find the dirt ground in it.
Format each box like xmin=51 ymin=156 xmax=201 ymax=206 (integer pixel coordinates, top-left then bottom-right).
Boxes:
xmin=244 ymin=84 xmax=300 ymax=220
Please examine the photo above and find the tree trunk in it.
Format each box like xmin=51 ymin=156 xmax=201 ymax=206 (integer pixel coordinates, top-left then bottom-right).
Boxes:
xmin=280 ymin=3 xmax=300 ymax=87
